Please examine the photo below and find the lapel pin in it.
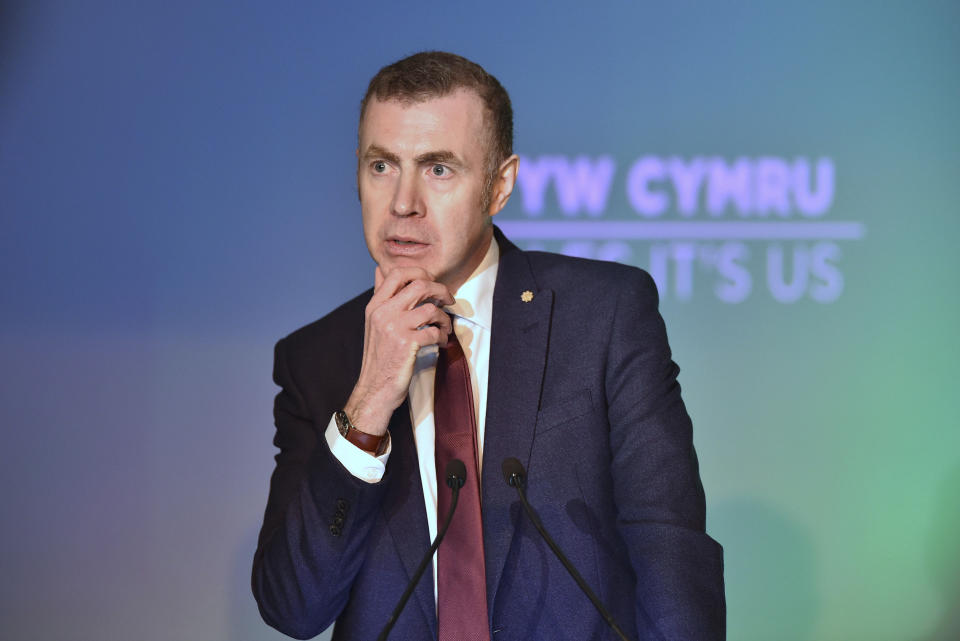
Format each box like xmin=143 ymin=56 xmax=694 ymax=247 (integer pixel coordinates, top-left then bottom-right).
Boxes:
xmin=521 ymin=290 xmax=534 ymax=303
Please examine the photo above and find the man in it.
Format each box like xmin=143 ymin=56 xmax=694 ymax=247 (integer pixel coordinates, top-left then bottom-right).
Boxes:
xmin=253 ymin=51 xmax=725 ymax=640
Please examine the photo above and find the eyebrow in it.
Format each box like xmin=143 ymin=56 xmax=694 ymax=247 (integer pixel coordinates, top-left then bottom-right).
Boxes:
xmin=361 ymin=145 xmax=465 ymax=169
xmin=415 ymin=150 xmax=462 ymax=167
xmin=362 ymin=145 xmax=400 ymax=165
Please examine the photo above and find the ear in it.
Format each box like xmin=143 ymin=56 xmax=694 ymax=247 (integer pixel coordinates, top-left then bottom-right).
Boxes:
xmin=487 ymin=154 xmax=519 ymax=217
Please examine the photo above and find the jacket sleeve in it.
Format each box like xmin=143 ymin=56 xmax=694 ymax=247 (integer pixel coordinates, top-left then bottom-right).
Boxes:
xmin=251 ymin=336 xmax=388 ymax=640
xmin=606 ymin=270 xmax=726 ymax=640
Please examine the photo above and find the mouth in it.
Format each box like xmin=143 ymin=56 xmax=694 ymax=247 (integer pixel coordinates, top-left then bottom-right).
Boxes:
xmin=385 ymin=236 xmax=430 ymax=256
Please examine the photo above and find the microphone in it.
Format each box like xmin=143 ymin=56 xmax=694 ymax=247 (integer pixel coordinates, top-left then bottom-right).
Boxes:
xmin=376 ymin=459 xmax=466 ymax=641
xmin=501 ymin=457 xmax=634 ymax=641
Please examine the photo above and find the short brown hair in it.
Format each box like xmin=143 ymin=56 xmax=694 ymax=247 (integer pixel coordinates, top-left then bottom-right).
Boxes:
xmin=359 ymin=51 xmax=514 ymax=179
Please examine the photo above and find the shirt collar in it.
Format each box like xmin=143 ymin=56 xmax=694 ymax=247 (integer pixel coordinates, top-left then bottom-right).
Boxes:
xmin=445 ymin=235 xmax=499 ymax=331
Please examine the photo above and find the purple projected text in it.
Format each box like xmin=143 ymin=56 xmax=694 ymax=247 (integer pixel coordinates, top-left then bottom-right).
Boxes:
xmin=501 ymin=155 xmax=862 ymax=304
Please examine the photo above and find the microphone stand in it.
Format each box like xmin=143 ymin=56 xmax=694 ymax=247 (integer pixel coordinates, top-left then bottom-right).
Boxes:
xmin=503 ymin=458 xmax=633 ymax=641
xmin=376 ymin=460 xmax=465 ymax=641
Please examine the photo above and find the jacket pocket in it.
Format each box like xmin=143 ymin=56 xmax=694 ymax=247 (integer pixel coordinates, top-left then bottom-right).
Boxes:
xmin=534 ymin=389 xmax=595 ymax=436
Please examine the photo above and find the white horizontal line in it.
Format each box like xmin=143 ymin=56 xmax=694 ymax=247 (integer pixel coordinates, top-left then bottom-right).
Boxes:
xmin=497 ymin=221 xmax=866 ymax=240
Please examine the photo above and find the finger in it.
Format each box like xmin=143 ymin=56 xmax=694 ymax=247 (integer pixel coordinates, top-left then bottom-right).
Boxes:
xmin=422 ymin=308 xmax=454 ymax=349
xmin=413 ymin=325 xmax=446 ymax=349
xmin=392 ymin=278 xmax=455 ymax=311
xmin=370 ymin=266 xmax=435 ymax=303
xmin=408 ymin=303 xmax=453 ymax=336
xmin=374 ymin=265 xmax=384 ymax=291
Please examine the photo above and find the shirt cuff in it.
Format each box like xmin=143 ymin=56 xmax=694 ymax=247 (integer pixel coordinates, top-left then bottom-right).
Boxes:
xmin=324 ymin=413 xmax=391 ymax=484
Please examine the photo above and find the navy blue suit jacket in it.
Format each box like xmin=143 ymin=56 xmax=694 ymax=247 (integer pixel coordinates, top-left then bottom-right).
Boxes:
xmin=253 ymin=230 xmax=725 ymax=640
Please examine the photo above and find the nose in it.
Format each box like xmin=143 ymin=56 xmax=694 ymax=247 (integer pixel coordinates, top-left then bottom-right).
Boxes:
xmin=391 ymin=170 xmax=422 ymax=217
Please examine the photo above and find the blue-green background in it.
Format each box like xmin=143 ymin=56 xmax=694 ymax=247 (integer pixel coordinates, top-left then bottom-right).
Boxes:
xmin=1 ymin=2 xmax=957 ymax=639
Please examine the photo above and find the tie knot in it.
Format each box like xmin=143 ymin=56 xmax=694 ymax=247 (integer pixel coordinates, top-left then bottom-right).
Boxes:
xmin=441 ymin=331 xmax=464 ymax=365
xmin=443 ymin=315 xmax=464 ymax=359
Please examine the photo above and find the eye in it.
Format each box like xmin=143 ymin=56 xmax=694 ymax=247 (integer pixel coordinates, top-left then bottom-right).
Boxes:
xmin=373 ymin=161 xmax=387 ymax=173
xmin=431 ymin=164 xmax=448 ymax=177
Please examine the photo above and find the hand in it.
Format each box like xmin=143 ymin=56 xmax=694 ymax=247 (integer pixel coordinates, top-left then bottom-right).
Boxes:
xmin=343 ymin=266 xmax=454 ymax=435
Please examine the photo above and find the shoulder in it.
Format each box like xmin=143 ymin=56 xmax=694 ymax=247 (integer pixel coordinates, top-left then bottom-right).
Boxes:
xmin=275 ymin=288 xmax=372 ymax=366
xmin=522 ymin=250 xmax=660 ymax=308
xmin=495 ymin=226 xmax=658 ymax=307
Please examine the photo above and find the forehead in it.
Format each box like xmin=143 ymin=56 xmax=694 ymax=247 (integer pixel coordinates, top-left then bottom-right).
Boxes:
xmin=359 ymin=89 xmax=488 ymax=156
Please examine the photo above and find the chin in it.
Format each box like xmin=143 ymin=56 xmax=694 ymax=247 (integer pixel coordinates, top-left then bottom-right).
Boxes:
xmin=381 ymin=257 xmax=432 ymax=275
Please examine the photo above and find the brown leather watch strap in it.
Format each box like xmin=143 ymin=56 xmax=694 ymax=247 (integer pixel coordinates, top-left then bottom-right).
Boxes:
xmin=336 ymin=410 xmax=388 ymax=455
xmin=344 ymin=427 xmax=386 ymax=454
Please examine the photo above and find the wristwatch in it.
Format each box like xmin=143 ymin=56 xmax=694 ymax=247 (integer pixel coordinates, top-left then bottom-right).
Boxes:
xmin=335 ymin=410 xmax=388 ymax=455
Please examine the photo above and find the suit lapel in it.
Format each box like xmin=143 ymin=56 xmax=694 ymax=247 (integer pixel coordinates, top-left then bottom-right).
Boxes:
xmin=381 ymin=401 xmax=438 ymax=638
xmin=481 ymin=233 xmax=553 ymax=615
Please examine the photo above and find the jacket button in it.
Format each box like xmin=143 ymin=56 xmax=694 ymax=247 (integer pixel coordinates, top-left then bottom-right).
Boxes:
xmin=329 ymin=524 xmax=342 ymax=536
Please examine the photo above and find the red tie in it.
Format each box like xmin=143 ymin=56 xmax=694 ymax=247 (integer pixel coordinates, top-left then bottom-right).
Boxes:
xmin=434 ymin=326 xmax=490 ymax=641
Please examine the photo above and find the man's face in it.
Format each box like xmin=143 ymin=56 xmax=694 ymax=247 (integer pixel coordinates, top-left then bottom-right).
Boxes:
xmin=357 ymin=89 xmax=498 ymax=294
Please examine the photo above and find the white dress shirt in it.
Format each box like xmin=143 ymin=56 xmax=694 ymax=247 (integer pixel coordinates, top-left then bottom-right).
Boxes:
xmin=323 ymin=236 xmax=500 ymax=603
